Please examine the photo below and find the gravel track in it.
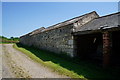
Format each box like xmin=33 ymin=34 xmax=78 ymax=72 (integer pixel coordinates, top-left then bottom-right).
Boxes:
xmin=2 ymin=44 xmax=67 ymax=78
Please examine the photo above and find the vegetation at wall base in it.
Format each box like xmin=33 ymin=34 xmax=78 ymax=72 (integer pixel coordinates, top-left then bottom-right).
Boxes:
xmin=13 ymin=43 xmax=85 ymax=79
xmin=13 ymin=43 xmax=120 ymax=80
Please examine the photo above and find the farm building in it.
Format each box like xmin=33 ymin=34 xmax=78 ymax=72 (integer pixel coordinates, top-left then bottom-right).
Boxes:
xmin=20 ymin=11 xmax=120 ymax=67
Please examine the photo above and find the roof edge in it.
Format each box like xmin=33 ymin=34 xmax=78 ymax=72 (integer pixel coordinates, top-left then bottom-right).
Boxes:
xmin=98 ymin=11 xmax=120 ymax=19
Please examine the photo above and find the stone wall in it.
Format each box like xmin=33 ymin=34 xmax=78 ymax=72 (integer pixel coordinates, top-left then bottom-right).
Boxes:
xmin=20 ymin=11 xmax=99 ymax=57
xmin=20 ymin=24 xmax=74 ymax=57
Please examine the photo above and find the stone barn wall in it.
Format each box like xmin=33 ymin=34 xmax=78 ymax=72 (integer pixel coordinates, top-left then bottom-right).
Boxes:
xmin=20 ymin=11 xmax=99 ymax=57
xmin=20 ymin=24 xmax=74 ymax=57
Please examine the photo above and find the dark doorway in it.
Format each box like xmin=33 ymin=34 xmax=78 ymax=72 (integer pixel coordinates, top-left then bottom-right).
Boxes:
xmin=74 ymin=33 xmax=103 ymax=63
xmin=111 ymin=30 xmax=120 ymax=66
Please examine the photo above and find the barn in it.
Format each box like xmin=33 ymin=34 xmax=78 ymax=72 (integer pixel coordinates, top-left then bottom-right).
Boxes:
xmin=20 ymin=11 xmax=120 ymax=67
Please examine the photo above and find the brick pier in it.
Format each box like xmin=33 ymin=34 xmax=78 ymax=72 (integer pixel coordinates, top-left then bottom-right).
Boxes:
xmin=103 ymin=32 xmax=112 ymax=67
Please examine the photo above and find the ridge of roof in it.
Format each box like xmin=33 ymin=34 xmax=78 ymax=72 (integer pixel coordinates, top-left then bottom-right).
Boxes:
xmin=48 ymin=11 xmax=98 ymax=28
xmin=21 ymin=11 xmax=99 ymax=37
xmin=97 ymin=11 xmax=120 ymax=19
xmin=40 ymin=11 xmax=99 ymax=32
xmin=74 ymin=12 xmax=120 ymax=33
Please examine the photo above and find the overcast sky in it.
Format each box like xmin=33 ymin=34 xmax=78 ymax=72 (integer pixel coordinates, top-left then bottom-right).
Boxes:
xmin=2 ymin=2 xmax=118 ymax=38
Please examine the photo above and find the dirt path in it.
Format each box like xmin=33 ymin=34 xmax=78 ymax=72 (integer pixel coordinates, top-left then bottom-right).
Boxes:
xmin=2 ymin=44 xmax=67 ymax=78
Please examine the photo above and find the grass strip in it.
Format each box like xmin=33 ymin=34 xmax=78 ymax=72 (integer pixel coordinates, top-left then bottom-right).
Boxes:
xmin=13 ymin=44 xmax=86 ymax=79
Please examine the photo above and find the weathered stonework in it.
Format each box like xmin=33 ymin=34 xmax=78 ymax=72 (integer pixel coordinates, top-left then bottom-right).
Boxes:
xmin=20 ymin=11 xmax=98 ymax=57
xmin=20 ymin=11 xmax=120 ymax=67
xmin=20 ymin=24 xmax=74 ymax=57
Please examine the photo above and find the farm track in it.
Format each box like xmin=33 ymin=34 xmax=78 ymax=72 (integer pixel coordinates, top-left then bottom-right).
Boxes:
xmin=1 ymin=44 xmax=67 ymax=78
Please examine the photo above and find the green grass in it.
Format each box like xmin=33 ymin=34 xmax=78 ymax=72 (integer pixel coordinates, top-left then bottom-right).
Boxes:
xmin=13 ymin=43 xmax=85 ymax=79
xmin=0 ymin=36 xmax=19 ymax=43
xmin=13 ymin=43 xmax=120 ymax=80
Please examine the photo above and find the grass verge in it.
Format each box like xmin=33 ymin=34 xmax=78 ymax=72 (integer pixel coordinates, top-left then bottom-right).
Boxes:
xmin=0 ymin=42 xmax=14 ymax=44
xmin=13 ymin=43 xmax=86 ymax=79
xmin=13 ymin=43 xmax=120 ymax=80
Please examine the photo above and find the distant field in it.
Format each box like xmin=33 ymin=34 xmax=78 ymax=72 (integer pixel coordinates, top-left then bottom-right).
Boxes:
xmin=0 ymin=36 xmax=19 ymax=43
